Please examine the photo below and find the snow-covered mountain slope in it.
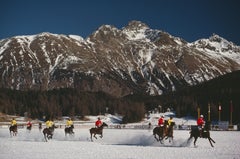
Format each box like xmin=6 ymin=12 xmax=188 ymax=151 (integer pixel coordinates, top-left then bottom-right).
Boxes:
xmin=191 ymin=34 xmax=240 ymax=64
xmin=0 ymin=21 xmax=240 ymax=96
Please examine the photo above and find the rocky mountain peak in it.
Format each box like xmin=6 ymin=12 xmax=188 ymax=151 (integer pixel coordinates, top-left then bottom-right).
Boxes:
xmin=209 ymin=33 xmax=224 ymax=43
xmin=192 ymin=34 xmax=240 ymax=55
xmin=122 ymin=21 xmax=150 ymax=41
xmin=124 ymin=20 xmax=149 ymax=30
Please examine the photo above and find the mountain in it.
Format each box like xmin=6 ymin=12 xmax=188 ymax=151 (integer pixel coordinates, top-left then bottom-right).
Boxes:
xmin=0 ymin=21 xmax=240 ymax=97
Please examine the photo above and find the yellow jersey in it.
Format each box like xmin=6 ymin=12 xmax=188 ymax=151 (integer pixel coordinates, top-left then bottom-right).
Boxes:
xmin=66 ymin=120 xmax=73 ymax=127
xmin=11 ymin=120 xmax=17 ymax=126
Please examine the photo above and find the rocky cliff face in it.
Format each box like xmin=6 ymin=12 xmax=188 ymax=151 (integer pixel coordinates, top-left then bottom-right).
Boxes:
xmin=0 ymin=21 xmax=240 ymax=97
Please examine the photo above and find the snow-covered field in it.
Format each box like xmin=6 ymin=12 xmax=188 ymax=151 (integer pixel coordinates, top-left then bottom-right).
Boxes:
xmin=0 ymin=127 xmax=240 ymax=159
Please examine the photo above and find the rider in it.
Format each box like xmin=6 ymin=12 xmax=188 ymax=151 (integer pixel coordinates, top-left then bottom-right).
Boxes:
xmin=168 ymin=116 xmax=174 ymax=126
xmin=11 ymin=118 xmax=17 ymax=126
xmin=66 ymin=118 xmax=73 ymax=128
xmin=95 ymin=117 xmax=102 ymax=128
xmin=46 ymin=119 xmax=54 ymax=128
xmin=66 ymin=117 xmax=74 ymax=132
xmin=197 ymin=114 xmax=205 ymax=137
xmin=26 ymin=120 xmax=32 ymax=129
xmin=167 ymin=116 xmax=174 ymax=135
xmin=158 ymin=115 xmax=164 ymax=127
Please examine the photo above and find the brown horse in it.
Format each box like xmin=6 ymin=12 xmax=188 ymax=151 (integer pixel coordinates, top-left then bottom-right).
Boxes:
xmin=9 ymin=125 xmax=17 ymax=137
xmin=64 ymin=125 xmax=74 ymax=136
xmin=43 ymin=125 xmax=56 ymax=142
xmin=90 ymin=122 xmax=108 ymax=141
xmin=187 ymin=121 xmax=215 ymax=147
xmin=153 ymin=120 xmax=168 ymax=144
xmin=164 ymin=122 xmax=175 ymax=143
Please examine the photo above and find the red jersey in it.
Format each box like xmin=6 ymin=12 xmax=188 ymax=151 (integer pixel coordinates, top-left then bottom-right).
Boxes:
xmin=95 ymin=120 xmax=102 ymax=127
xmin=197 ymin=117 xmax=204 ymax=126
xmin=27 ymin=121 xmax=32 ymax=127
xmin=158 ymin=118 xmax=164 ymax=126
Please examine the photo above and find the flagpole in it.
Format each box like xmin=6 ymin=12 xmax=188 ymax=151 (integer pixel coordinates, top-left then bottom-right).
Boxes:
xmin=218 ymin=104 xmax=221 ymax=122
xmin=230 ymin=100 xmax=233 ymax=126
xmin=208 ymin=103 xmax=211 ymax=122
xmin=197 ymin=107 xmax=200 ymax=119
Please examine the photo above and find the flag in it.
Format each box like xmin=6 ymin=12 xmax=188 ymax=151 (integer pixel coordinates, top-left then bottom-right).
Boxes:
xmin=218 ymin=105 xmax=222 ymax=111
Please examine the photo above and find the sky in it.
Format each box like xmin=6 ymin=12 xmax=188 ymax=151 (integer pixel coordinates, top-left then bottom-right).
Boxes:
xmin=1 ymin=0 xmax=240 ymax=45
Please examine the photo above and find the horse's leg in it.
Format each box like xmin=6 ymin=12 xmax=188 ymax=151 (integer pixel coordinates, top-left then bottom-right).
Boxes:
xmin=154 ymin=134 xmax=159 ymax=141
xmin=44 ymin=133 xmax=48 ymax=142
xmin=45 ymin=135 xmax=48 ymax=142
xmin=165 ymin=135 xmax=168 ymax=140
xmin=168 ymin=135 xmax=172 ymax=143
xmin=193 ymin=137 xmax=198 ymax=147
xmin=208 ymin=137 xmax=214 ymax=147
xmin=12 ymin=130 xmax=16 ymax=136
xmin=94 ymin=133 xmax=97 ymax=139
xmin=159 ymin=136 xmax=164 ymax=144
xmin=169 ymin=131 xmax=173 ymax=143
xmin=187 ymin=136 xmax=192 ymax=145
xmin=90 ymin=132 xmax=92 ymax=141
xmin=209 ymin=137 xmax=215 ymax=143
xmin=208 ymin=137 xmax=216 ymax=147
xmin=49 ymin=133 xmax=53 ymax=139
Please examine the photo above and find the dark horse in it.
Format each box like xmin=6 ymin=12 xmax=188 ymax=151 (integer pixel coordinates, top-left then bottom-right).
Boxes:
xmin=43 ymin=125 xmax=56 ymax=141
xmin=64 ymin=125 xmax=74 ymax=136
xmin=153 ymin=120 xmax=168 ymax=143
xmin=9 ymin=125 xmax=17 ymax=137
xmin=187 ymin=121 xmax=215 ymax=147
xmin=26 ymin=125 xmax=32 ymax=131
xmin=90 ymin=122 xmax=108 ymax=141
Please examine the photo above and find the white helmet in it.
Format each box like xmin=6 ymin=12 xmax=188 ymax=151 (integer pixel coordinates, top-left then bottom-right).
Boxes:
xmin=200 ymin=115 xmax=204 ymax=118
xmin=161 ymin=115 xmax=164 ymax=118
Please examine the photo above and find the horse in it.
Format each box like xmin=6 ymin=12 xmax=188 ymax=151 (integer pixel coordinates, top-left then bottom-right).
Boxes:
xmin=90 ymin=122 xmax=108 ymax=141
xmin=187 ymin=121 xmax=215 ymax=147
xmin=153 ymin=120 xmax=168 ymax=144
xmin=64 ymin=125 xmax=74 ymax=136
xmin=9 ymin=125 xmax=18 ymax=137
xmin=26 ymin=125 xmax=32 ymax=131
xmin=43 ymin=125 xmax=56 ymax=142
xmin=164 ymin=121 xmax=175 ymax=143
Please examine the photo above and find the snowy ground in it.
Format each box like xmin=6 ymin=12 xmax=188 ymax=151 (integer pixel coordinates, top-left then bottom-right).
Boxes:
xmin=0 ymin=127 xmax=240 ymax=159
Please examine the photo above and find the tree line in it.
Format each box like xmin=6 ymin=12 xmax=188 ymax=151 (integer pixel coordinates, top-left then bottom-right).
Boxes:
xmin=0 ymin=88 xmax=145 ymax=123
xmin=0 ymin=70 xmax=239 ymax=124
